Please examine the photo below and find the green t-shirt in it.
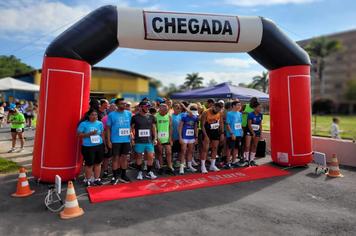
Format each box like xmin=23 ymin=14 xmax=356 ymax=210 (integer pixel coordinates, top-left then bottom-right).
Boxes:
xmin=156 ymin=113 xmax=170 ymax=143
xmin=242 ymin=104 xmax=254 ymax=127
xmin=9 ymin=112 xmax=25 ymax=129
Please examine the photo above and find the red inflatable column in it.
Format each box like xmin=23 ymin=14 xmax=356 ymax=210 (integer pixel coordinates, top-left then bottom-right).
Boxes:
xmin=269 ymin=65 xmax=312 ymax=166
xmin=32 ymin=57 xmax=91 ymax=182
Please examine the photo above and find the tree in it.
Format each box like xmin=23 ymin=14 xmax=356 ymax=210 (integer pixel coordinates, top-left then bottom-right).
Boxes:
xmin=162 ymin=83 xmax=182 ymax=97
xmin=345 ymin=79 xmax=356 ymax=101
xmin=304 ymin=37 xmax=342 ymax=96
xmin=184 ymin=72 xmax=204 ymax=89
xmin=250 ymin=71 xmax=269 ymax=93
xmin=0 ymin=55 xmax=34 ymax=78
xmin=206 ymin=78 xmax=217 ymax=87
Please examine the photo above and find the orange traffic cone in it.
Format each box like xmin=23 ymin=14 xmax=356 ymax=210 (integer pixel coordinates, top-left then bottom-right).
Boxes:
xmin=60 ymin=181 xmax=84 ymax=219
xmin=11 ymin=167 xmax=35 ymax=197
xmin=327 ymin=154 xmax=344 ymax=178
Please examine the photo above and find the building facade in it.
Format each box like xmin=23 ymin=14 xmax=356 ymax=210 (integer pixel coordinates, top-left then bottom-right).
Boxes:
xmin=9 ymin=67 xmax=159 ymax=102
xmin=298 ymin=29 xmax=356 ymax=114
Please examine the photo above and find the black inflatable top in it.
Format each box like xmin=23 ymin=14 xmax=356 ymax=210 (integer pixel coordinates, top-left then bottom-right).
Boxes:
xmin=46 ymin=5 xmax=310 ymax=70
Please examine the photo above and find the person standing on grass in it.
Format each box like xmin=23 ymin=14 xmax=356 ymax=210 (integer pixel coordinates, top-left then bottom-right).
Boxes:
xmin=106 ymin=98 xmax=132 ymax=184
xmin=330 ymin=117 xmax=341 ymax=139
xmin=77 ymin=109 xmax=105 ymax=187
xmin=244 ymin=102 xmax=263 ymax=166
xmin=7 ymin=104 xmax=26 ymax=153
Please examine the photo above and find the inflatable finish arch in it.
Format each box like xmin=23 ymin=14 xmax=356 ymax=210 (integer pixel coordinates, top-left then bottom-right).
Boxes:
xmin=32 ymin=6 xmax=312 ymax=182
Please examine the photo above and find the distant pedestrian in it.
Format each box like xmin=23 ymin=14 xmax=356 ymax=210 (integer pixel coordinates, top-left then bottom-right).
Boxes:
xmin=7 ymin=104 xmax=26 ymax=153
xmin=0 ymin=102 xmax=6 ymax=128
xmin=330 ymin=117 xmax=341 ymax=139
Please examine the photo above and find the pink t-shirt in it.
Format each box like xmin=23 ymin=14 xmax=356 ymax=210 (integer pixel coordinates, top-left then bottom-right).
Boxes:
xmin=101 ymin=115 xmax=108 ymax=131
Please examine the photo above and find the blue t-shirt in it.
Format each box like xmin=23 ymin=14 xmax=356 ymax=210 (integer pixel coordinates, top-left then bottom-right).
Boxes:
xmin=181 ymin=113 xmax=199 ymax=140
xmin=77 ymin=120 xmax=104 ymax=147
xmin=226 ymin=111 xmax=243 ymax=137
xmin=106 ymin=110 xmax=132 ymax=143
xmin=172 ymin=113 xmax=182 ymax=141
xmin=247 ymin=112 xmax=263 ymax=131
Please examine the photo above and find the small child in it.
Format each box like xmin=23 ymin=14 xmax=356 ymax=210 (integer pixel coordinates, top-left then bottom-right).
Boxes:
xmin=330 ymin=117 xmax=341 ymax=139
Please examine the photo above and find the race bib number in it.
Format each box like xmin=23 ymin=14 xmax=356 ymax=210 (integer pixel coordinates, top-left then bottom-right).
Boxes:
xmin=185 ymin=129 xmax=194 ymax=136
xmin=210 ymin=123 xmax=219 ymax=129
xmin=119 ymin=128 xmax=130 ymax=136
xmin=251 ymin=124 xmax=260 ymax=131
xmin=16 ymin=128 xmax=22 ymax=133
xmin=90 ymin=135 xmax=101 ymax=144
xmin=158 ymin=132 xmax=168 ymax=138
xmin=138 ymin=129 xmax=150 ymax=137
xmin=234 ymin=123 xmax=242 ymax=130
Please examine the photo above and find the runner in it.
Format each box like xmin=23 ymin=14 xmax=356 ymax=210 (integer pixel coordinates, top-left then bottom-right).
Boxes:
xmin=225 ymin=100 xmax=244 ymax=168
xmin=242 ymin=97 xmax=258 ymax=161
xmin=98 ymin=99 xmax=109 ymax=121
xmin=155 ymin=103 xmax=175 ymax=175
xmin=7 ymin=104 xmax=26 ymax=153
xmin=178 ymin=104 xmax=199 ymax=174
xmin=200 ymin=102 xmax=224 ymax=173
xmin=245 ymin=102 xmax=263 ymax=166
xmin=171 ymin=102 xmax=182 ymax=166
xmin=101 ymin=103 xmax=118 ymax=179
xmin=131 ymin=101 xmax=158 ymax=180
xmin=106 ymin=98 xmax=132 ymax=184
xmin=77 ymin=109 xmax=105 ymax=186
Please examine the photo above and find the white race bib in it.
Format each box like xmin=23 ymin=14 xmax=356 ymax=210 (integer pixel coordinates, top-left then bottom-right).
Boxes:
xmin=138 ymin=129 xmax=150 ymax=137
xmin=185 ymin=129 xmax=194 ymax=136
xmin=90 ymin=135 xmax=101 ymax=144
xmin=210 ymin=123 xmax=219 ymax=130
xmin=158 ymin=132 xmax=168 ymax=138
xmin=119 ymin=128 xmax=130 ymax=136
xmin=251 ymin=124 xmax=260 ymax=131
xmin=234 ymin=123 xmax=242 ymax=130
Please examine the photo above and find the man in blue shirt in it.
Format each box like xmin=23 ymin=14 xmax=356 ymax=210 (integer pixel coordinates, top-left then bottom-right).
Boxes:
xmin=225 ymin=100 xmax=244 ymax=168
xmin=107 ymin=98 xmax=132 ymax=184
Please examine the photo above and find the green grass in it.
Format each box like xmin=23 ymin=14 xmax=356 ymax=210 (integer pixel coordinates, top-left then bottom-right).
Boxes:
xmin=0 ymin=157 xmax=19 ymax=174
xmin=262 ymin=115 xmax=356 ymax=140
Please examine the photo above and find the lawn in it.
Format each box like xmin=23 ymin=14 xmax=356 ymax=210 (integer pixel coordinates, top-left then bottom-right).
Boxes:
xmin=262 ymin=115 xmax=356 ymax=140
xmin=0 ymin=157 xmax=19 ymax=174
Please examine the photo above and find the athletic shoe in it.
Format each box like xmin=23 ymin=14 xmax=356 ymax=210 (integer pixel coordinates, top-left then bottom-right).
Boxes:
xmin=102 ymin=171 xmax=109 ymax=179
xmin=83 ymin=178 xmax=91 ymax=187
xmin=209 ymin=165 xmax=220 ymax=172
xmin=146 ymin=171 xmax=157 ymax=179
xmin=201 ymin=165 xmax=208 ymax=174
xmin=191 ymin=159 xmax=199 ymax=167
xmin=179 ymin=165 xmax=185 ymax=175
xmin=166 ymin=167 xmax=176 ymax=176
xmin=120 ymin=174 xmax=131 ymax=183
xmin=137 ymin=171 xmax=143 ymax=180
xmin=93 ymin=179 xmax=103 ymax=186
xmin=224 ymin=163 xmax=232 ymax=169
xmin=249 ymin=160 xmax=258 ymax=166
xmin=235 ymin=159 xmax=249 ymax=167
xmin=8 ymin=148 xmax=16 ymax=153
xmin=188 ymin=166 xmax=197 ymax=172
xmin=110 ymin=177 xmax=119 ymax=185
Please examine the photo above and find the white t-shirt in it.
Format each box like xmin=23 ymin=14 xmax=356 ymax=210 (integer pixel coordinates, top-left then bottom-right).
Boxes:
xmin=330 ymin=123 xmax=340 ymax=139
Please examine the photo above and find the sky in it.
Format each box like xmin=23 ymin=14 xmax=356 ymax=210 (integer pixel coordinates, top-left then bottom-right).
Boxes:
xmin=0 ymin=0 xmax=355 ymax=87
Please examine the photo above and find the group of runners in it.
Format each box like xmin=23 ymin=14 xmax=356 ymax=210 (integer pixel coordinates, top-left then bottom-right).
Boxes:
xmin=77 ymin=97 xmax=263 ymax=186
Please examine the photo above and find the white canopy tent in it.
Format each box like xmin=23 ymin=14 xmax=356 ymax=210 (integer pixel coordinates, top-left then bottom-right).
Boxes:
xmin=0 ymin=77 xmax=39 ymax=92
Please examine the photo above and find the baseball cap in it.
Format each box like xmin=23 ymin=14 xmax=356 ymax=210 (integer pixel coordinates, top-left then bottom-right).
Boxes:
xmin=155 ymin=97 xmax=165 ymax=103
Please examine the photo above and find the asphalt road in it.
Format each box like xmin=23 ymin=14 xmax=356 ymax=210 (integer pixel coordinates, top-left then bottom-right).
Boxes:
xmin=0 ymin=162 xmax=355 ymax=236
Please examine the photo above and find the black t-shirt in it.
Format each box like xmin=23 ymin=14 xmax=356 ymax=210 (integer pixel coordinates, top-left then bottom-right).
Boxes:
xmin=131 ymin=113 xmax=156 ymax=143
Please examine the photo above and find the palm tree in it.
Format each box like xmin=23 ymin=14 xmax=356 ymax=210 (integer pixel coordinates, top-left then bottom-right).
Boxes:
xmin=184 ymin=73 xmax=204 ymax=89
xmin=251 ymin=71 xmax=269 ymax=93
xmin=304 ymin=37 xmax=342 ymax=96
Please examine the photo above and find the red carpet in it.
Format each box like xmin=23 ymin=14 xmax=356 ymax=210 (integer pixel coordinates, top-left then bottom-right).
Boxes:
xmin=87 ymin=165 xmax=289 ymax=203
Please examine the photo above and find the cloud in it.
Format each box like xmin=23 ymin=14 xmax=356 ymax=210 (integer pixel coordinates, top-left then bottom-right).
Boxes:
xmin=224 ymin=0 xmax=318 ymax=7
xmin=214 ymin=58 xmax=258 ymax=69
xmin=146 ymin=70 xmax=263 ymax=87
